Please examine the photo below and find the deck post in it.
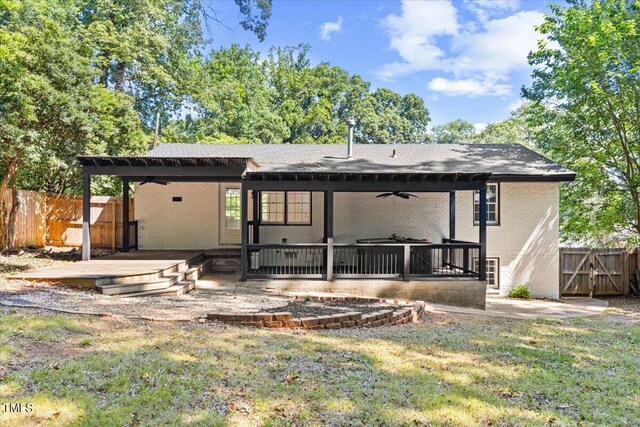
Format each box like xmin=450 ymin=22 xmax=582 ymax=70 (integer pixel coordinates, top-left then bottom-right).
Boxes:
xmin=82 ymin=173 xmax=91 ymax=261
xmin=240 ymin=182 xmax=248 ymax=281
xmin=324 ymin=190 xmax=334 ymax=281
xmin=479 ymin=185 xmax=487 ymax=281
xmin=449 ymin=192 xmax=456 ymax=239
xmin=252 ymin=190 xmax=259 ymax=244
xmin=122 ymin=178 xmax=130 ymax=252
xmin=403 ymin=245 xmax=411 ymax=281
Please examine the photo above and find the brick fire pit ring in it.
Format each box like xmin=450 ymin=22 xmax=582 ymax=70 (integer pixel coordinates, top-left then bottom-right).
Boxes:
xmin=206 ymin=295 xmax=425 ymax=329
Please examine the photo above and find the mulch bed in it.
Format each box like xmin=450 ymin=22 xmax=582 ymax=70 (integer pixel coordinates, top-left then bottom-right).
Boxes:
xmin=264 ymin=299 xmax=404 ymax=318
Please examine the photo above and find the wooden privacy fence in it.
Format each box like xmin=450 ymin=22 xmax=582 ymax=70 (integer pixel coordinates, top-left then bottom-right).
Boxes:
xmin=560 ymin=247 xmax=639 ymax=296
xmin=2 ymin=189 xmax=134 ymax=249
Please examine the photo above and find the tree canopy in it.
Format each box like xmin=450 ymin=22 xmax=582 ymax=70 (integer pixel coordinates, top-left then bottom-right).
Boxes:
xmin=524 ymin=0 xmax=640 ymax=245
xmin=165 ymin=44 xmax=430 ymax=145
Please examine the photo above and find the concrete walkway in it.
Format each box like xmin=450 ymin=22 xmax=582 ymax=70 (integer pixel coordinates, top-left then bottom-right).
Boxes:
xmin=422 ymin=296 xmax=608 ymax=319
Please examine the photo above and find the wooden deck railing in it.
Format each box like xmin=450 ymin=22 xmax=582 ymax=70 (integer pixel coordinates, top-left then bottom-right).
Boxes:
xmin=246 ymin=240 xmax=481 ymax=280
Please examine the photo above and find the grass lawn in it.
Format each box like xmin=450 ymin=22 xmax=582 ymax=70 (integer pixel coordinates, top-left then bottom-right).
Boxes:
xmin=0 ymin=301 xmax=639 ymax=426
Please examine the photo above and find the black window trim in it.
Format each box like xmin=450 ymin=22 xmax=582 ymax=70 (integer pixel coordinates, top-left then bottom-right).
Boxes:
xmin=259 ymin=191 xmax=313 ymax=226
xmin=473 ymin=182 xmax=500 ymax=226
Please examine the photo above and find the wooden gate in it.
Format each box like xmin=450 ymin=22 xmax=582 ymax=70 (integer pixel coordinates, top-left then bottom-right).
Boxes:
xmin=560 ymin=248 xmax=629 ymax=296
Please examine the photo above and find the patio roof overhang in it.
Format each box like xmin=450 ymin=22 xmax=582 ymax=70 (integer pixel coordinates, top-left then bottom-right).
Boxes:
xmin=243 ymin=171 xmax=492 ymax=192
xmin=77 ymin=156 xmax=259 ymax=179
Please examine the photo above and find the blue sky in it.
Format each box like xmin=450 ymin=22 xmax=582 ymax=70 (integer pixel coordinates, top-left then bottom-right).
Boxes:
xmin=206 ymin=0 xmax=556 ymax=128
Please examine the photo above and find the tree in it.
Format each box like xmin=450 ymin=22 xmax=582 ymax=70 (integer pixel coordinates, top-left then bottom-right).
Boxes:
xmin=172 ymin=44 xmax=431 ymax=145
xmin=431 ymin=119 xmax=476 ymax=144
xmin=0 ymin=0 xmax=272 ymax=249
xmin=475 ymin=104 xmax=535 ymax=148
xmin=524 ymin=0 xmax=640 ymax=245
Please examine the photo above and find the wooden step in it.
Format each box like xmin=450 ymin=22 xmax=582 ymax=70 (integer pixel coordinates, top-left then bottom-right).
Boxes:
xmin=97 ymin=272 xmax=184 ymax=295
xmin=118 ymin=280 xmax=196 ymax=298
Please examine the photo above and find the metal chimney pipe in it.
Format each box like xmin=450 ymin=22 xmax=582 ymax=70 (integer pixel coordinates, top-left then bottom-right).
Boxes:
xmin=347 ymin=118 xmax=355 ymax=159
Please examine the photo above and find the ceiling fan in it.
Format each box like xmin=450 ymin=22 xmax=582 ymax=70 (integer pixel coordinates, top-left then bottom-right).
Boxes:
xmin=376 ymin=191 xmax=418 ymax=199
xmin=139 ymin=176 xmax=169 ymax=186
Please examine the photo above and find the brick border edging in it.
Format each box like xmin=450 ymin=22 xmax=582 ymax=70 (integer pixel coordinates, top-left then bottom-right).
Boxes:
xmin=206 ymin=296 xmax=425 ymax=329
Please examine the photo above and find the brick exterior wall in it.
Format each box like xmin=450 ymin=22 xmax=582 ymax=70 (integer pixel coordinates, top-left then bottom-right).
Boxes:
xmin=454 ymin=182 xmax=560 ymax=299
xmin=135 ymin=181 xmax=560 ymax=298
xmin=135 ymin=182 xmax=220 ymax=250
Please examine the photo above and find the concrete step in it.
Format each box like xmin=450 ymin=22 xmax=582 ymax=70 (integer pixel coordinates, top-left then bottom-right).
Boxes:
xmin=183 ymin=259 xmax=212 ymax=280
xmin=118 ymin=280 xmax=196 ymax=298
xmin=206 ymin=249 xmax=241 ymax=258
xmin=97 ymin=272 xmax=184 ymax=295
xmin=210 ymin=258 xmax=241 ymax=267
xmin=210 ymin=265 xmax=240 ymax=273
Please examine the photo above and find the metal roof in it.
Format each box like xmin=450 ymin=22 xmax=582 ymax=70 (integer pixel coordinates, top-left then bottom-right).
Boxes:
xmin=146 ymin=143 xmax=576 ymax=181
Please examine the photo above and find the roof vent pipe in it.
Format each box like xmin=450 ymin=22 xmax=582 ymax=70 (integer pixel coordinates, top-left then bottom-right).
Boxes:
xmin=347 ymin=118 xmax=356 ymax=159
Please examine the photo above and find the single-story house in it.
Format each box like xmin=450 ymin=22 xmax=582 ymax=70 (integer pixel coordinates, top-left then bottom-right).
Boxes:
xmin=77 ymin=138 xmax=575 ymax=306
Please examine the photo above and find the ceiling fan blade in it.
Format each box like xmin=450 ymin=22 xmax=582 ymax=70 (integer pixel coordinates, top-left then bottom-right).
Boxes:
xmin=139 ymin=180 xmax=149 ymax=186
xmin=399 ymin=193 xmax=409 ymax=199
xmin=407 ymin=193 xmax=418 ymax=198
xmin=376 ymin=193 xmax=392 ymax=198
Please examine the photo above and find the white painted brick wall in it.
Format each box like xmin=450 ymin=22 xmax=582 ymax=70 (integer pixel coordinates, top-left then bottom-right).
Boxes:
xmin=135 ymin=181 xmax=560 ymax=298
xmin=454 ymin=182 xmax=560 ymax=299
xmin=135 ymin=182 xmax=219 ymax=250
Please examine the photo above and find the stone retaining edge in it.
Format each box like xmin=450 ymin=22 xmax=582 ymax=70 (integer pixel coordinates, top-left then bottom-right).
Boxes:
xmin=207 ymin=296 xmax=425 ymax=329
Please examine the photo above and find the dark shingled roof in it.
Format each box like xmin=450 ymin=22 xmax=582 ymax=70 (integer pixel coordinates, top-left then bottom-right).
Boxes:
xmin=146 ymin=143 xmax=575 ymax=181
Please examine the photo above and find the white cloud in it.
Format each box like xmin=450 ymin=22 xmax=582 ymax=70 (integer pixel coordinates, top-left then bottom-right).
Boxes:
xmin=377 ymin=0 xmax=458 ymax=80
xmin=451 ymin=11 xmax=545 ymax=78
xmin=319 ymin=16 xmax=344 ymax=41
xmin=465 ymin=0 xmax=520 ymax=22
xmin=474 ymin=122 xmax=488 ymax=133
xmin=377 ymin=0 xmax=545 ymax=97
xmin=427 ymin=77 xmax=511 ymax=97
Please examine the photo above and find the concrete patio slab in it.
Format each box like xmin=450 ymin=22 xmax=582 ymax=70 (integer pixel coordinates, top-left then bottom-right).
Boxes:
xmin=422 ymin=296 xmax=609 ymax=319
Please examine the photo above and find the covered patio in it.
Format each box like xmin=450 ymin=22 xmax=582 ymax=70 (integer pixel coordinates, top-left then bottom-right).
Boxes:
xmin=242 ymin=170 xmax=490 ymax=283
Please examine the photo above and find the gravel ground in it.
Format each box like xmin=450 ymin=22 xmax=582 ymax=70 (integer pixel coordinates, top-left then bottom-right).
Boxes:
xmin=0 ymin=279 xmax=295 ymax=319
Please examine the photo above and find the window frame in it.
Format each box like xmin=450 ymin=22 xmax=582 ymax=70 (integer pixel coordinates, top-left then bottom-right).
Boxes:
xmin=473 ymin=257 xmax=500 ymax=288
xmin=259 ymin=191 xmax=313 ymax=226
xmin=473 ymin=183 xmax=500 ymax=226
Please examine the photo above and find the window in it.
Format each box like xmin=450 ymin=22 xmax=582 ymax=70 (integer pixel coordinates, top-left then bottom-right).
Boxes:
xmin=474 ymin=258 xmax=499 ymax=288
xmin=474 ymin=183 xmax=500 ymax=225
xmin=260 ymin=191 xmax=311 ymax=225
xmin=224 ymin=188 xmax=241 ymax=230
xmin=286 ymin=192 xmax=311 ymax=224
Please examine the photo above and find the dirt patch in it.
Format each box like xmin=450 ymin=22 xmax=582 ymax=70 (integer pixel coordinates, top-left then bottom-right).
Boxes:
xmin=265 ymin=300 xmax=404 ymax=318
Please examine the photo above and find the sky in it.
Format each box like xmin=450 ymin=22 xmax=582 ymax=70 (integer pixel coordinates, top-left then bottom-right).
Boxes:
xmin=206 ymin=0 xmax=557 ymax=128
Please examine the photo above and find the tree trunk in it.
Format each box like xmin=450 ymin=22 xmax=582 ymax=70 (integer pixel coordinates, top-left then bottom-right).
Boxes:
xmin=0 ymin=151 xmax=21 ymax=250
xmin=7 ymin=173 xmax=19 ymax=249
xmin=114 ymin=60 xmax=126 ymax=92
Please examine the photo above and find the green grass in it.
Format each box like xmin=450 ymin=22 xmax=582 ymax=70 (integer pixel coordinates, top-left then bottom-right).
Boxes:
xmin=0 ymin=307 xmax=638 ymax=426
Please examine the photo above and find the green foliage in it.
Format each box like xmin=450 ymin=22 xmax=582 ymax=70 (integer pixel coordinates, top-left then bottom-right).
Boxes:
xmin=524 ymin=0 xmax=640 ymax=246
xmin=430 ymin=119 xmax=476 ymax=144
xmin=475 ymin=104 xmax=536 ymax=148
xmin=508 ymin=284 xmax=532 ymax=299
xmin=170 ymin=44 xmax=431 ymax=145
xmin=0 ymin=0 xmax=272 ymax=196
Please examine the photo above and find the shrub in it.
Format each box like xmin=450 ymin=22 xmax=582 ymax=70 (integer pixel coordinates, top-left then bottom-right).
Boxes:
xmin=508 ymin=284 xmax=532 ymax=299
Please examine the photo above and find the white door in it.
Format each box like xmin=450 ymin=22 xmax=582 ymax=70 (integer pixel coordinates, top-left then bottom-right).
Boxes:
xmin=219 ymin=184 xmax=242 ymax=245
